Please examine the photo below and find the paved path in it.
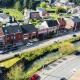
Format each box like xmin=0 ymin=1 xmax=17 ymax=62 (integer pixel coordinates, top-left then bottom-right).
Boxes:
xmin=0 ymin=31 xmax=80 ymax=62
xmin=38 ymin=55 xmax=80 ymax=80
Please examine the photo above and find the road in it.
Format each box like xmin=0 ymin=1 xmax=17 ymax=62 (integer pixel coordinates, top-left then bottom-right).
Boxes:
xmin=38 ymin=55 xmax=80 ymax=80
xmin=0 ymin=31 xmax=80 ymax=62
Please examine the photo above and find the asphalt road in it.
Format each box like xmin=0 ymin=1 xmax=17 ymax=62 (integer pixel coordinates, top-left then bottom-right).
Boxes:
xmin=0 ymin=31 xmax=80 ymax=61
xmin=38 ymin=55 xmax=80 ymax=80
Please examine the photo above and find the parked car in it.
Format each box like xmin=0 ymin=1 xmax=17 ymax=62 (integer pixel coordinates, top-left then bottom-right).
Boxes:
xmin=29 ymin=74 xmax=40 ymax=80
xmin=7 ymin=46 xmax=19 ymax=51
xmin=26 ymin=42 xmax=33 ymax=47
xmin=73 ymin=34 xmax=77 ymax=37
xmin=0 ymin=49 xmax=8 ymax=54
xmin=60 ymin=77 xmax=67 ymax=80
xmin=0 ymin=50 xmax=5 ymax=54
xmin=75 ymin=51 xmax=80 ymax=55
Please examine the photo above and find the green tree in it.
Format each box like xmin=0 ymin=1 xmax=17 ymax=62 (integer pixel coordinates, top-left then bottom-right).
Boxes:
xmin=7 ymin=64 xmax=25 ymax=80
xmin=40 ymin=2 xmax=47 ymax=8
xmin=14 ymin=0 xmax=22 ymax=10
xmin=59 ymin=42 xmax=75 ymax=55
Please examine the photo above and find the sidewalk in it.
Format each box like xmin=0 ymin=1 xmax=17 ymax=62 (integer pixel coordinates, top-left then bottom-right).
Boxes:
xmin=70 ymin=70 xmax=80 ymax=80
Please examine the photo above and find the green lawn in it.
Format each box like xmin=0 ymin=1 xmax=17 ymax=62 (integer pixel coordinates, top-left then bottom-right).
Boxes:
xmin=2 ymin=9 xmax=24 ymax=20
xmin=0 ymin=57 xmax=21 ymax=68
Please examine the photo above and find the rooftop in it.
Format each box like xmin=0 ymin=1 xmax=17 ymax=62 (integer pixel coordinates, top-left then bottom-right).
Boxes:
xmin=0 ymin=13 xmax=9 ymax=19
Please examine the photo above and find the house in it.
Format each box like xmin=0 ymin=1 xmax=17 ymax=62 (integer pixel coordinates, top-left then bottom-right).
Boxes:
xmin=58 ymin=17 xmax=74 ymax=30
xmin=2 ymin=24 xmax=23 ymax=47
xmin=37 ymin=8 xmax=49 ymax=18
xmin=38 ymin=19 xmax=58 ymax=38
xmin=59 ymin=0 xmax=69 ymax=4
xmin=21 ymin=24 xmax=38 ymax=40
xmin=0 ymin=27 xmax=5 ymax=50
xmin=24 ymin=9 xmax=41 ymax=20
xmin=0 ymin=13 xmax=10 ymax=24
xmin=30 ymin=11 xmax=41 ymax=19
xmin=0 ymin=13 xmax=15 ymax=24
xmin=64 ymin=18 xmax=74 ymax=30
xmin=68 ymin=6 xmax=80 ymax=14
xmin=53 ymin=0 xmax=74 ymax=8
xmin=72 ymin=16 xmax=80 ymax=30
xmin=58 ymin=18 xmax=66 ymax=29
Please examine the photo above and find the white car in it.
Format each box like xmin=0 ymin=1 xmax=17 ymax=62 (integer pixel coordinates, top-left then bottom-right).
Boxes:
xmin=72 ymin=68 xmax=77 ymax=72
xmin=26 ymin=42 xmax=33 ymax=47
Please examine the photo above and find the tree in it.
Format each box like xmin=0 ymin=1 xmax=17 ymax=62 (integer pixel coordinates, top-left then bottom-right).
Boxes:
xmin=59 ymin=42 xmax=75 ymax=55
xmin=7 ymin=64 xmax=25 ymax=80
xmin=14 ymin=0 xmax=22 ymax=10
xmin=40 ymin=2 xmax=47 ymax=8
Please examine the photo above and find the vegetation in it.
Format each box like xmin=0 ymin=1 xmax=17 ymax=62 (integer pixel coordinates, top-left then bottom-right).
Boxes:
xmin=6 ymin=64 xmax=25 ymax=80
xmin=59 ymin=42 xmax=75 ymax=55
xmin=0 ymin=57 xmax=21 ymax=68
xmin=39 ymin=2 xmax=47 ymax=8
xmin=2 ymin=9 xmax=24 ymax=20
xmin=30 ymin=19 xmax=41 ymax=26
xmin=20 ymin=42 xmax=60 ymax=61
xmin=7 ymin=41 xmax=76 ymax=80
xmin=0 ymin=0 xmax=36 ymax=10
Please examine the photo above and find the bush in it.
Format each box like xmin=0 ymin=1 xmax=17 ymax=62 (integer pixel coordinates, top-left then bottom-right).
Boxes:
xmin=39 ymin=2 xmax=47 ymax=8
xmin=56 ymin=7 xmax=67 ymax=13
xmin=20 ymin=42 xmax=60 ymax=61
xmin=3 ymin=9 xmax=24 ymax=20
xmin=59 ymin=42 xmax=75 ymax=55
xmin=7 ymin=64 xmax=25 ymax=80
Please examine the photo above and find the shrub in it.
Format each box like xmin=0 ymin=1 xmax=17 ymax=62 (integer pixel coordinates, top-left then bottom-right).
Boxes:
xmin=7 ymin=64 xmax=25 ymax=80
xmin=39 ymin=2 xmax=47 ymax=8
xmin=59 ymin=42 xmax=75 ymax=55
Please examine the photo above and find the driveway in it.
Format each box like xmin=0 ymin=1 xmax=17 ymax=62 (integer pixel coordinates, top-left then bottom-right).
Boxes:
xmin=38 ymin=55 xmax=80 ymax=80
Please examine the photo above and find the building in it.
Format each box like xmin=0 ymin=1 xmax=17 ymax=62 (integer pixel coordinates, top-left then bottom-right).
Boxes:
xmin=0 ymin=13 xmax=10 ymax=24
xmin=0 ymin=27 xmax=5 ymax=51
xmin=72 ymin=16 xmax=80 ymax=30
xmin=37 ymin=8 xmax=49 ymax=19
xmin=30 ymin=11 xmax=41 ymax=19
xmin=2 ymin=24 xmax=23 ymax=47
xmin=58 ymin=17 xmax=75 ymax=30
xmin=38 ymin=19 xmax=58 ymax=39
xmin=21 ymin=24 xmax=38 ymax=41
xmin=58 ymin=18 xmax=66 ymax=29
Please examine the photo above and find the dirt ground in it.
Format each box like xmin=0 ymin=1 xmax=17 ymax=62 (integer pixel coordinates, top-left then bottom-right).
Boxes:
xmin=70 ymin=70 xmax=80 ymax=80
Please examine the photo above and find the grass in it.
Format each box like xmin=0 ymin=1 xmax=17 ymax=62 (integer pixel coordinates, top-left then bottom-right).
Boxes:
xmin=0 ymin=57 xmax=21 ymax=68
xmin=2 ymin=8 xmax=24 ymax=20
